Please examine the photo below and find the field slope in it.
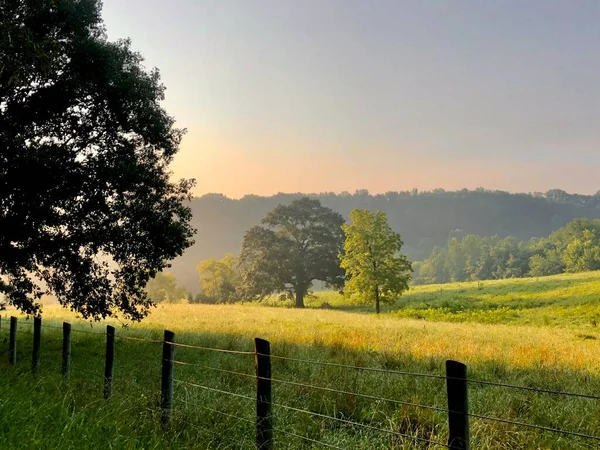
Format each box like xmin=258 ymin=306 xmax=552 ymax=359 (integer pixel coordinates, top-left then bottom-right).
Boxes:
xmin=2 ymin=272 xmax=600 ymax=449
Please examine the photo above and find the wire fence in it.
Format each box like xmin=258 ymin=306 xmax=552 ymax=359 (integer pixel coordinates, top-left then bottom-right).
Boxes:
xmin=1 ymin=314 xmax=599 ymax=449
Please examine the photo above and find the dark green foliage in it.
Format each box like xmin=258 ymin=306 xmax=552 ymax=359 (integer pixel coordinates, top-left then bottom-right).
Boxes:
xmin=0 ymin=0 xmax=195 ymax=319
xmin=415 ymin=219 xmax=600 ymax=284
xmin=238 ymin=198 xmax=345 ymax=308
xmin=170 ymin=189 xmax=600 ymax=292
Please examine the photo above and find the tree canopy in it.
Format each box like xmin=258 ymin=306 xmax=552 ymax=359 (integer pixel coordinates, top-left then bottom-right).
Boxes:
xmin=145 ymin=272 xmax=188 ymax=304
xmin=166 ymin=189 xmax=600 ymax=293
xmin=238 ymin=197 xmax=345 ymax=308
xmin=0 ymin=0 xmax=195 ymax=320
xmin=414 ymin=219 xmax=600 ymax=284
xmin=341 ymin=209 xmax=412 ymax=313
xmin=196 ymin=254 xmax=239 ymax=304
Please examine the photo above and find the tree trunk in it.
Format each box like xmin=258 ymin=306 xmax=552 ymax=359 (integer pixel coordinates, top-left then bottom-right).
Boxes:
xmin=295 ymin=290 xmax=305 ymax=308
xmin=375 ymin=286 xmax=380 ymax=314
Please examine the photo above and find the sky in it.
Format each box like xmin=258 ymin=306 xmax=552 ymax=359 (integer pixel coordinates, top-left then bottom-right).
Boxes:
xmin=101 ymin=0 xmax=600 ymax=198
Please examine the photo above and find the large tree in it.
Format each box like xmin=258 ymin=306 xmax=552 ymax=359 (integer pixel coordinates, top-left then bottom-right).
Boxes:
xmin=341 ymin=209 xmax=412 ymax=314
xmin=0 ymin=0 xmax=195 ymax=320
xmin=238 ymin=197 xmax=345 ymax=308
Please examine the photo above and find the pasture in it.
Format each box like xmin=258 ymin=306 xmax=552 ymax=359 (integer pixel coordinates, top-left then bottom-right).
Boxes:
xmin=2 ymin=272 xmax=600 ymax=449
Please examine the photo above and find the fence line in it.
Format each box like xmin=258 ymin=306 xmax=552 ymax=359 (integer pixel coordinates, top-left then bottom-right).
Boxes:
xmin=4 ymin=314 xmax=600 ymax=449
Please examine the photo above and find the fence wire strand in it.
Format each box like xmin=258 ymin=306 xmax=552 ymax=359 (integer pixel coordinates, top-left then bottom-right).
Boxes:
xmin=459 ymin=377 xmax=600 ymax=401
xmin=173 ymin=379 xmax=255 ymax=402
xmin=263 ymin=353 xmax=447 ymax=380
xmin=269 ymin=401 xmax=447 ymax=448
xmin=173 ymin=342 xmax=255 ymax=355
xmin=264 ymin=353 xmax=600 ymax=402
xmin=261 ymin=375 xmax=447 ymax=413
xmin=467 ymin=411 xmax=600 ymax=441
xmin=118 ymin=335 xmax=163 ymax=344
xmin=171 ymin=359 xmax=255 ymax=379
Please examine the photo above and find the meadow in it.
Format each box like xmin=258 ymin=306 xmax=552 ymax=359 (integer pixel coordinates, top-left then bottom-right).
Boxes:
xmin=2 ymin=272 xmax=600 ymax=449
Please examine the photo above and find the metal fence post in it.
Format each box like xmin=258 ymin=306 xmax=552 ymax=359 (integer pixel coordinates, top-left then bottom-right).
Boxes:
xmin=9 ymin=316 xmax=17 ymax=365
xmin=255 ymin=338 xmax=273 ymax=450
xmin=62 ymin=322 xmax=71 ymax=377
xmin=446 ymin=360 xmax=470 ymax=450
xmin=161 ymin=330 xmax=175 ymax=428
xmin=32 ymin=317 xmax=41 ymax=373
xmin=104 ymin=325 xmax=115 ymax=399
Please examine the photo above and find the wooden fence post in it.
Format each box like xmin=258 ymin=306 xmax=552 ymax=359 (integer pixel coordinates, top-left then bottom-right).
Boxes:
xmin=161 ymin=330 xmax=175 ymax=427
xmin=62 ymin=322 xmax=71 ymax=377
xmin=9 ymin=316 xmax=17 ymax=365
xmin=446 ymin=360 xmax=470 ymax=450
xmin=32 ymin=317 xmax=41 ymax=373
xmin=104 ymin=325 xmax=115 ymax=399
xmin=255 ymin=338 xmax=273 ymax=450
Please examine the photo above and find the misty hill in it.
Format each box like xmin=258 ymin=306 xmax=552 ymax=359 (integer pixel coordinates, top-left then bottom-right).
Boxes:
xmin=170 ymin=189 xmax=600 ymax=292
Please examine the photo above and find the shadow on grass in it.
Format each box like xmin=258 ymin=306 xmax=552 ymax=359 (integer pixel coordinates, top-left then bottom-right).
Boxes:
xmin=1 ymin=318 xmax=600 ymax=449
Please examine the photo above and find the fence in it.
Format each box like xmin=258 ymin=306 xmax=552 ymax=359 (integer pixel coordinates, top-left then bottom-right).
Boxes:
xmin=1 ymin=314 xmax=600 ymax=449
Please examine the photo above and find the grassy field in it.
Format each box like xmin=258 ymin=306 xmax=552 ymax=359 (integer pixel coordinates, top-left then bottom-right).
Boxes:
xmin=2 ymin=272 xmax=600 ymax=449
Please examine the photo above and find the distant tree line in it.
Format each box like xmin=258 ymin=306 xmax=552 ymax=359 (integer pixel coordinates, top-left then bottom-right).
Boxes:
xmin=169 ymin=189 xmax=600 ymax=292
xmin=414 ymin=219 xmax=600 ymax=284
xmin=151 ymin=207 xmax=600 ymax=310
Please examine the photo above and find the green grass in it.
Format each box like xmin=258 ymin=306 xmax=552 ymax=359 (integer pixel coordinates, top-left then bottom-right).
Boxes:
xmin=299 ymin=271 xmax=600 ymax=328
xmin=2 ymin=271 xmax=600 ymax=449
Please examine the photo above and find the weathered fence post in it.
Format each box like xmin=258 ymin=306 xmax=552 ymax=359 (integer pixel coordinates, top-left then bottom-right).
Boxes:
xmin=104 ymin=325 xmax=115 ymax=399
xmin=32 ymin=317 xmax=41 ymax=373
xmin=255 ymin=338 xmax=273 ymax=450
xmin=62 ymin=322 xmax=71 ymax=377
xmin=9 ymin=316 xmax=17 ymax=365
xmin=161 ymin=330 xmax=175 ymax=428
xmin=446 ymin=360 xmax=470 ymax=450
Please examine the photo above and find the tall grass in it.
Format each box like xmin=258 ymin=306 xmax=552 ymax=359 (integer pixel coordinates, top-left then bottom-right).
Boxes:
xmin=2 ymin=271 xmax=600 ymax=448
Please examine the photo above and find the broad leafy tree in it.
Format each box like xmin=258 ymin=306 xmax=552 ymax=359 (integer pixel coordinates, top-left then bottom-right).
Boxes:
xmin=341 ymin=209 xmax=412 ymax=313
xmin=197 ymin=254 xmax=240 ymax=303
xmin=0 ymin=0 xmax=195 ymax=320
xmin=145 ymin=272 xmax=189 ymax=304
xmin=238 ymin=198 xmax=345 ymax=308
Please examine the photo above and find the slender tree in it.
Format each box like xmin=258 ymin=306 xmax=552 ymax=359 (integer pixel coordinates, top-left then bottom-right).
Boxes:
xmin=0 ymin=0 xmax=195 ymax=320
xmin=341 ymin=209 xmax=412 ymax=313
xmin=238 ymin=198 xmax=345 ymax=308
xmin=197 ymin=254 xmax=240 ymax=303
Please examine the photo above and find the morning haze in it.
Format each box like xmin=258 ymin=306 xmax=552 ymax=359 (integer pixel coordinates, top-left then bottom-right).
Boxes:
xmin=5 ymin=1 xmax=600 ymax=448
xmin=101 ymin=0 xmax=600 ymax=197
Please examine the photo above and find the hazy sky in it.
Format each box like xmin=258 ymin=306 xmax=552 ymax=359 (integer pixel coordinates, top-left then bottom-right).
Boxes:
xmin=102 ymin=0 xmax=600 ymax=197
